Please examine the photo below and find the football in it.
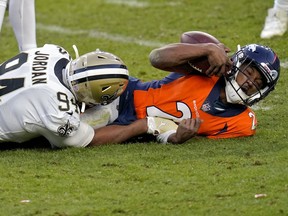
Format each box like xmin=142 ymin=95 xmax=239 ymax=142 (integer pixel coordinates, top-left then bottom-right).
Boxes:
xmin=180 ymin=31 xmax=220 ymax=73
xmin=180 ymin=31 xmax=220 ymax=44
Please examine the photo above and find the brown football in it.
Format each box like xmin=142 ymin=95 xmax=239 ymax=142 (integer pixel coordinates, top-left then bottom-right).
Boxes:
xmin=180 ymin=31 xmax=220 ymax=73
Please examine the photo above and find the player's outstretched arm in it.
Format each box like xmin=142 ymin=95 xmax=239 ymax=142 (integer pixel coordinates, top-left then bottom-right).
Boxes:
xmin=88 ymin=118 xmax=148 ymax=146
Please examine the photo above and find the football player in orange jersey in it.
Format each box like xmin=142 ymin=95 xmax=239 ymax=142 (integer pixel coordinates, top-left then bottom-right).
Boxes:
xmin=107 ymin=42 xmax=280 ymax=144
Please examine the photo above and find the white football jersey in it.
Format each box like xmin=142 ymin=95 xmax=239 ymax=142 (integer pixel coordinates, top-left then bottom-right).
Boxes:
xmin=0 ymin=44 xmax=94 ymax=148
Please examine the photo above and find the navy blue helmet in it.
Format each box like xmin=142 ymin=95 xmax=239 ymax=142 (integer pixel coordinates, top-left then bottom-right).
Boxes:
xmin=225 ymin=44 xmax=280 ymax=106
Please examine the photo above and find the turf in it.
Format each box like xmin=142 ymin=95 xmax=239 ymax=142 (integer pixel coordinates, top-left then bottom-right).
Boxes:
xmin=0 ymin=0 xmax=287 ymax=215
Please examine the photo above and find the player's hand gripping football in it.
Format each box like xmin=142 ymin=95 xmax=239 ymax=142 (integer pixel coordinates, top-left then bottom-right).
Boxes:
xmin=205 ymin=43 xmax=233 ymax=77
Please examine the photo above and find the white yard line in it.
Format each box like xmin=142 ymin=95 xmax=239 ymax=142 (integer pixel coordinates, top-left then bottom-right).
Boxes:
xmin=281 ymin=60 xmax=288 ymax=69
xmin=105 ymin=0 xmax=179 ymax=7
xmin=37 ymin=23 xmax=165 ymax=48
xmin=251 ymin=104 xmax=272 ymax=111
xmin=105 ymin=0 xmax=148 ymax=7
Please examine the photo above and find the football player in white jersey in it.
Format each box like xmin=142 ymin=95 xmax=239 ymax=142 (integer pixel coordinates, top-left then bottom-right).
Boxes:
xmin=0 ymin=0 xmax=37 ymax=51
xmin=0 ymin=44 xmax=152 ymax=148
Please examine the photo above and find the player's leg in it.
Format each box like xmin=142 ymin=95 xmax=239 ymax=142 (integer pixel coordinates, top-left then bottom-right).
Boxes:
xmin=275 ymin=0 xmax=288 ymax=10
xmin=0 ymin=0 xmax=7 ymax=32
xmin=260 ymin=0 xmax=288 ymax=39
xmin=9 ymin=0 xmax=37 ymax=51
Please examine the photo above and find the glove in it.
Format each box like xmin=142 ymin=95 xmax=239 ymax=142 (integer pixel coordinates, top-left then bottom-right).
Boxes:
xmin=147 ymin=117 xmax=178 ymax=143
xmin=147 ymin=116 xmax=178 ymax=135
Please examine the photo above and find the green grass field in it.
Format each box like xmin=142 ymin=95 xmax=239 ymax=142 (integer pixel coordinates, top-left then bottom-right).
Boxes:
xmin=0 ymin=0 xmax=288 ymax=215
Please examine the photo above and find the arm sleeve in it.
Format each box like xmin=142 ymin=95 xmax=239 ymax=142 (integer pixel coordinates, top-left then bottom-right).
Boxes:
xmin=36 ymin=121 xmax=94 ymax=148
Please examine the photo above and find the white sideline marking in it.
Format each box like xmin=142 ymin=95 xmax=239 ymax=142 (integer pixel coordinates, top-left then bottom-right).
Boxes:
xmin=105 ymin=0 xmax=148 ymax=7
xmin=280 ymin=60 xmax=288 ymax=68
xmin=37 ymin=23 xmax=165 ymax=48
xmin=252 ymin=105 xmax=272 ymax=111
xmin=105 ymin=0 xmax=179 ymax=7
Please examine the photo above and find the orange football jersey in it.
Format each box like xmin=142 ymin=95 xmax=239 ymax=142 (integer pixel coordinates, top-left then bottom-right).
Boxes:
xmin=133 ymin=73 xmax=257 ymax=138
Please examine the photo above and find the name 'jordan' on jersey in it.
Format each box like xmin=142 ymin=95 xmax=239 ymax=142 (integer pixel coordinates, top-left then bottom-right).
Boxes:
xmin=0 ymin=44 xmax=94 ymax=147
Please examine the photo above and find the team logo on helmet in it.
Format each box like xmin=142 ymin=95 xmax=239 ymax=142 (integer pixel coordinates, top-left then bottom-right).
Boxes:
xmin=247 ymin=44 xmax=257 ymax=52
xmin=101 ymin=91 xmax=119 ymax=105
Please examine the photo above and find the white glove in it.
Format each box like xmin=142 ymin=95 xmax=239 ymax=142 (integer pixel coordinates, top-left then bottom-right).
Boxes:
xmin=147 ymin=116 xmax=178 ymax=143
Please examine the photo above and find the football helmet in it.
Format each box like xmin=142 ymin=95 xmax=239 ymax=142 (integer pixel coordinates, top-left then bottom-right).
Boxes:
xmin=65 ymin=48 xmax=129 ymax=106
xmin=225 ymin=44 xmax=280 ymax=106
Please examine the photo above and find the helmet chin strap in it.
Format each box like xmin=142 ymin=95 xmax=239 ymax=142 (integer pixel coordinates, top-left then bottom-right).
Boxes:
xmin=63 ymin=44 xmax=80 ymax=89
xmin=225 ymin=78 xmax=246 ymax=105
xmin=224 ymin=69 xmax=251 ymax=105
xmin=72 ymin=44 xmax=79 ymax=58
xmin=237 ymin=44 xmax=241 ymax=51
xmin=80 ymin=102 xmax=86 ymax=113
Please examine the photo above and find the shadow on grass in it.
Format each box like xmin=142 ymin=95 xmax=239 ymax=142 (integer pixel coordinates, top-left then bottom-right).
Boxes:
xmin=0 ymin=134 xmax=157 ymax=151
xmin=0 ymin=137 xmax=52 ymax=151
